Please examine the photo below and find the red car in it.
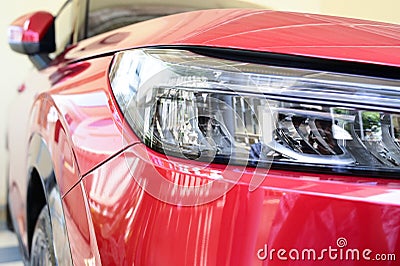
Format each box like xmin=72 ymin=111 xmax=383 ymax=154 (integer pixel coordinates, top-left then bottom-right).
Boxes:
xmin=6 ymin=0 xmax=400 ymax=265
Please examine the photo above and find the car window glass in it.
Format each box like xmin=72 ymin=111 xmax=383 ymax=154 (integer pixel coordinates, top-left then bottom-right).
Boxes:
xmin=51 ymin=0 xmax=88 ymax=56
xmin=53 ymin=0 xmax=75 ymax=56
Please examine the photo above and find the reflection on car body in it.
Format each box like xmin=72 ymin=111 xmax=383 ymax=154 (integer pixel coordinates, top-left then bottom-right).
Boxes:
xmin=6 ymin=0 xmax=400 ymax=265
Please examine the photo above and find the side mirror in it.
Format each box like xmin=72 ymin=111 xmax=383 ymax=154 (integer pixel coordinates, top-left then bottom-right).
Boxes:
xmin=8 ymin=11 xmax=56 ymax=69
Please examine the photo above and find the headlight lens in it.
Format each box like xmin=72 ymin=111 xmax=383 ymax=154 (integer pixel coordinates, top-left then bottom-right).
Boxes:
xmin=110 ymin=48 xmax=400 ymax=175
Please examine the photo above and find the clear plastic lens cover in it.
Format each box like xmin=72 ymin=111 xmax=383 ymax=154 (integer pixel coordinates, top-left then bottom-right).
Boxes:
xmin=110 ymin=48 xmax=400 ymax=175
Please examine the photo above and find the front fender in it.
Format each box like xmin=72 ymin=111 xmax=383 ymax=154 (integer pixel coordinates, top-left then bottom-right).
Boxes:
xmin=27 ymin=134 xmax=73 ymax=265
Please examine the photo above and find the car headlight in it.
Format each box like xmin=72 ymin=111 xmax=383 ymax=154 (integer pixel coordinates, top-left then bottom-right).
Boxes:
xmin=110 ymin=48 xmax=400 ymax=176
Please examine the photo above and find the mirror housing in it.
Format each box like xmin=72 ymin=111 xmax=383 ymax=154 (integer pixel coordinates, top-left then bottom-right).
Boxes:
xmin=8 ymin=11 xmax=56 ymax=69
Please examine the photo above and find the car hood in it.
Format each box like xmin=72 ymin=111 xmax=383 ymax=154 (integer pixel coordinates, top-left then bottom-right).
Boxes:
xmin=65 ymin=9 xmax=400 ymax=67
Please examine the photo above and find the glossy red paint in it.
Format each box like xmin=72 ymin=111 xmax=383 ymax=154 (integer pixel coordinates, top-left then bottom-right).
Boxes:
xmin=37 ymin=56 xmax=139 ymax=193
xmin=7 ymin=8 xmax=400 ymax=265
xmin=7 ymin=56 xmax=137 ymax=256
xmin=65 ymin=10 xmax=400 ymax=67
xmin=76 ymin=143 xmax=400 ymax=265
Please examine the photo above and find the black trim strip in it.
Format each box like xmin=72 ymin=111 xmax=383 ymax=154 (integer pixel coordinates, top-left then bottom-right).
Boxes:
xmin=71 ymin=45 xmax=400 ymax=80
xmin=184 ymin=46 xmax=400 ymax=79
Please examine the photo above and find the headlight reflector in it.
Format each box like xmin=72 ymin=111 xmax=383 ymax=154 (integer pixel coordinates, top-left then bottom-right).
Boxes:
xmin=110 ymin=48 xmax=400 ymax=176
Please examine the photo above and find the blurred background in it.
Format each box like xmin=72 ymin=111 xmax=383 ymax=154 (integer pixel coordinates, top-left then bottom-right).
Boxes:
xmin=0 ymin=0 xmax=66 ymax=218
xmin=0 ymin=0 xmax=399 ymax=210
